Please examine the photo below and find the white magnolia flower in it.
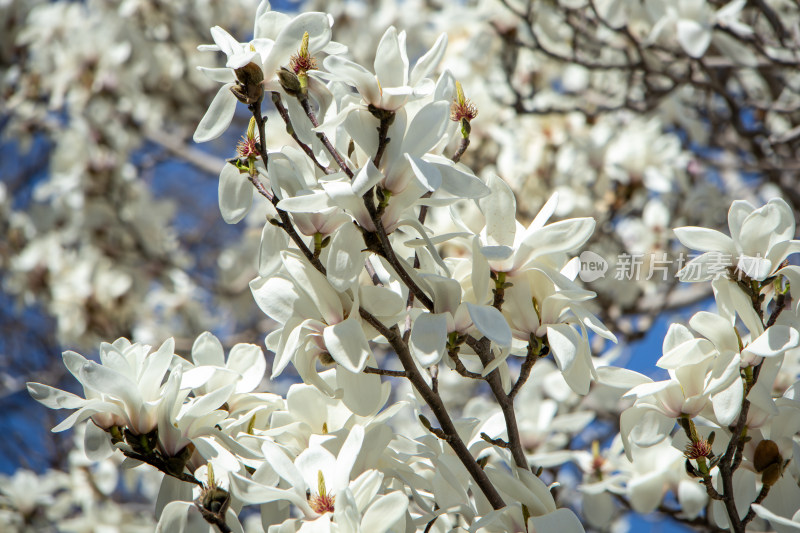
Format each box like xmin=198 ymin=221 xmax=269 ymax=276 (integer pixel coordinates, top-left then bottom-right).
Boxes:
xmin=466 ymin=185 xmax=595 ymax=280
xmin=323 ymin=26 xmax=446 ymax=111
xmin=676 ymin=198 xmax=800 ymax=282
xmin=194 ymin=2 xmax=339 ymax=143
xmin=503 ymin=268 xmax=614 ymax=395
xmin=250 ymin=251 xmax=375 ymax=393
xmin=232 ymin=425 xmax=367 ymax=520
xmin=645 ymin=0 xmax=751 ymax=59
xmin=28 ymin=338 xmax=177 ymax=435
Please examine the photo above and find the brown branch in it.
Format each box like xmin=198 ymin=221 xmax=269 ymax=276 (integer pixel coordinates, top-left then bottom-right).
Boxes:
xmin=270 ymin=92 xmax=333 ymax=175
xmin=298 ymin=94 xmax=354 ymax=178
xmin=364 ymin=366 xmax=407 ymax=378
xmin=359 ymin=311 xmax=506 ymax=509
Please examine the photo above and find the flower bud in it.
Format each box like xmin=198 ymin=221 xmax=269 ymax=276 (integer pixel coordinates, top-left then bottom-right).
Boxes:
xmin=277 ymin=67 xmax=302 ymax=97
xmin=760 ymin=462 xmax=784 ymax=487
xmin=754 ymin=439 xmax=781 ymax=473
xmin=201 ymin=486 xmax=231 ymax=515
xmin=231 ymin=62 xmax=264 ymax=105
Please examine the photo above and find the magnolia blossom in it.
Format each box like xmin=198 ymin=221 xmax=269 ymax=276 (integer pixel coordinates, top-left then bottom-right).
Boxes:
xmin=194 ymin=2 xmax=340 ymax=143
xmin=28 ymin=338 xmax=178 ymax=435
xmin=676 ymin=197 xmax=800 ymax=281
xmin=323 ymin=26 xmax=446 ymax=111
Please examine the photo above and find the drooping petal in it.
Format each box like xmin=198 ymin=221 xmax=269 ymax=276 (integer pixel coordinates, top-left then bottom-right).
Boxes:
xmin=467 ymin=303 xmax=512 ymax=348
xmin=410 ymin=312 xmax=448 ymax=367
xmin=323 ymin=318 xmax=371 ymax=373
xmin=259 ymin=221 xmax=289 ymax=277
xmin=547 ymin=324 xmax=580 ymax=372
xmin=325 ymin=222 xmax=364 ymax=292
xmin=712 ymin=378 xmax=744 ymax=426
xmin=193 ymin=83 xmax=237 ymax=143
xmin=218 ymin=164 xmax=254 ymax=224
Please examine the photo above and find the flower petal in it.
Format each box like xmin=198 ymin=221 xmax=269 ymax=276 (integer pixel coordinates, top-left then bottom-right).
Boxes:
xmin=323 ymin=318 xmax=371 ymax=373
xmin=193 ymin=83 xmax=237 ymax=143
xmin=218 ymin=163 xmax=254 ymax=224
xmin=410 ymin=312 xmax=448 ymax=367
xmin=467 ymin=303 xmax=512 ymax=348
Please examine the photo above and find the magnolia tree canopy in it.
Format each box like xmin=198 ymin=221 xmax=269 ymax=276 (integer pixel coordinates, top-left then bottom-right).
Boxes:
xmin=2 ymin=0 xmax=800 ymax=532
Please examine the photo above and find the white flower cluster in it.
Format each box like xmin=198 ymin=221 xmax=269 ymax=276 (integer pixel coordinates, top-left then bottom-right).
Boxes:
xmin=14 ymin=0 xmax=800 ymax=532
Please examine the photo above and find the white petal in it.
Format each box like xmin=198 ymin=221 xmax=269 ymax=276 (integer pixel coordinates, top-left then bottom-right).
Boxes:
xmin=426 ymin=155 xmax=490 ymax=198
xmin=516 ymin=218 xmax=595 ymax=269
xmin=528 ymin=509 xmax=585 ymax=533
xmin=657 ymin=338 xmax=715 ymax=369
xmin=84 ymin=420 xmax=114 ymax=461
xmin=259 ymin=221 xmax=289 ymax=277
xmin=677 ymin=479 xmax=708 ymax=519
xmin=673 ymin=226 xmax=735 ymax=252
xmin=677 ymin=19 xmax=712 ymax=58
xmin=218 ymin=163 xmax=254 ymax=224
xmin=282 ymin=252 xmax=344 ymax=324
xmin=358 ymin=285 xmax=405 ymax=318
xmin=323 ymin=55 xmax=380 ymax=106
xmin=337 ymin=367 xmax=386 ymax=417
xmin=361 ymin=491 xmax=409 ymax=533
xmin=250 ymin=275 xmax=310 ymax=325
xmin=27 ymin=383 xmax=86 ymax=409
xmin=227 ymin=344 xmax=266 ymax=393
xmin=193 ymin=83 xmax=237 ymax=143
xmin=751 ymin=505 xmax=800 ymax=532
xmin=192 ymin=332 xmax=226 ymax=367
xmin=197 ymin=67 xmax=236 ymax=83
xmin=727 ymin=200 xmax=754 ymax=241
xmin=405 ymin=155 xmax=442 ymax=193
xmin=410 ymin=313 xmax=448 ymax=367
xmin=156 ymin=476 xmax=193 ymax=520
xmin=323 ymin=319 xmax=371 ymax=373
xmin=547 ymin=324 xmax=579 ymax=372
xmin=595 ymin=367 xmax=652 ymax=390
xmin=627 ymin=469 xmax=668 ymax=513
xmin=712 ymin=378 xmax=744 ymax=426
xmin=744 ymin=326 xmax=800 ymax=358
xmin=276 ymin=190 xmax=333 ymax=213
xmin=403 ymin=101 xmax=450 ymax=156
xmin=374 ymin=27 xmax=408 ymax=89
xmin=467 ymin=303 xmax=512 ymax=347
xmin=325 ymin=222 xmax=364 ymax=292
xmin=410 ymin=33 xmax=448 ymax=86
xmin=689 ymin=311 xmax=738 ymax=352
xmin=351 ymin=159 xmax=384 ymax=197
xmin=478 ymin=175 xmax=516 ymax=247
xmin=78 ymin=362 xmax=141 ymax=412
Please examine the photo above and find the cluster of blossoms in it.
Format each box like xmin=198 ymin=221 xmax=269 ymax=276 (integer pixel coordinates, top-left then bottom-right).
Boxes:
xmin=7 ymin=0 xmax=800 ymax=532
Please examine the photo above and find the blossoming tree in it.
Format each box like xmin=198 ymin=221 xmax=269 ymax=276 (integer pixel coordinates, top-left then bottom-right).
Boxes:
xmin=3 ymin=0 xmax=800 ymax=532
